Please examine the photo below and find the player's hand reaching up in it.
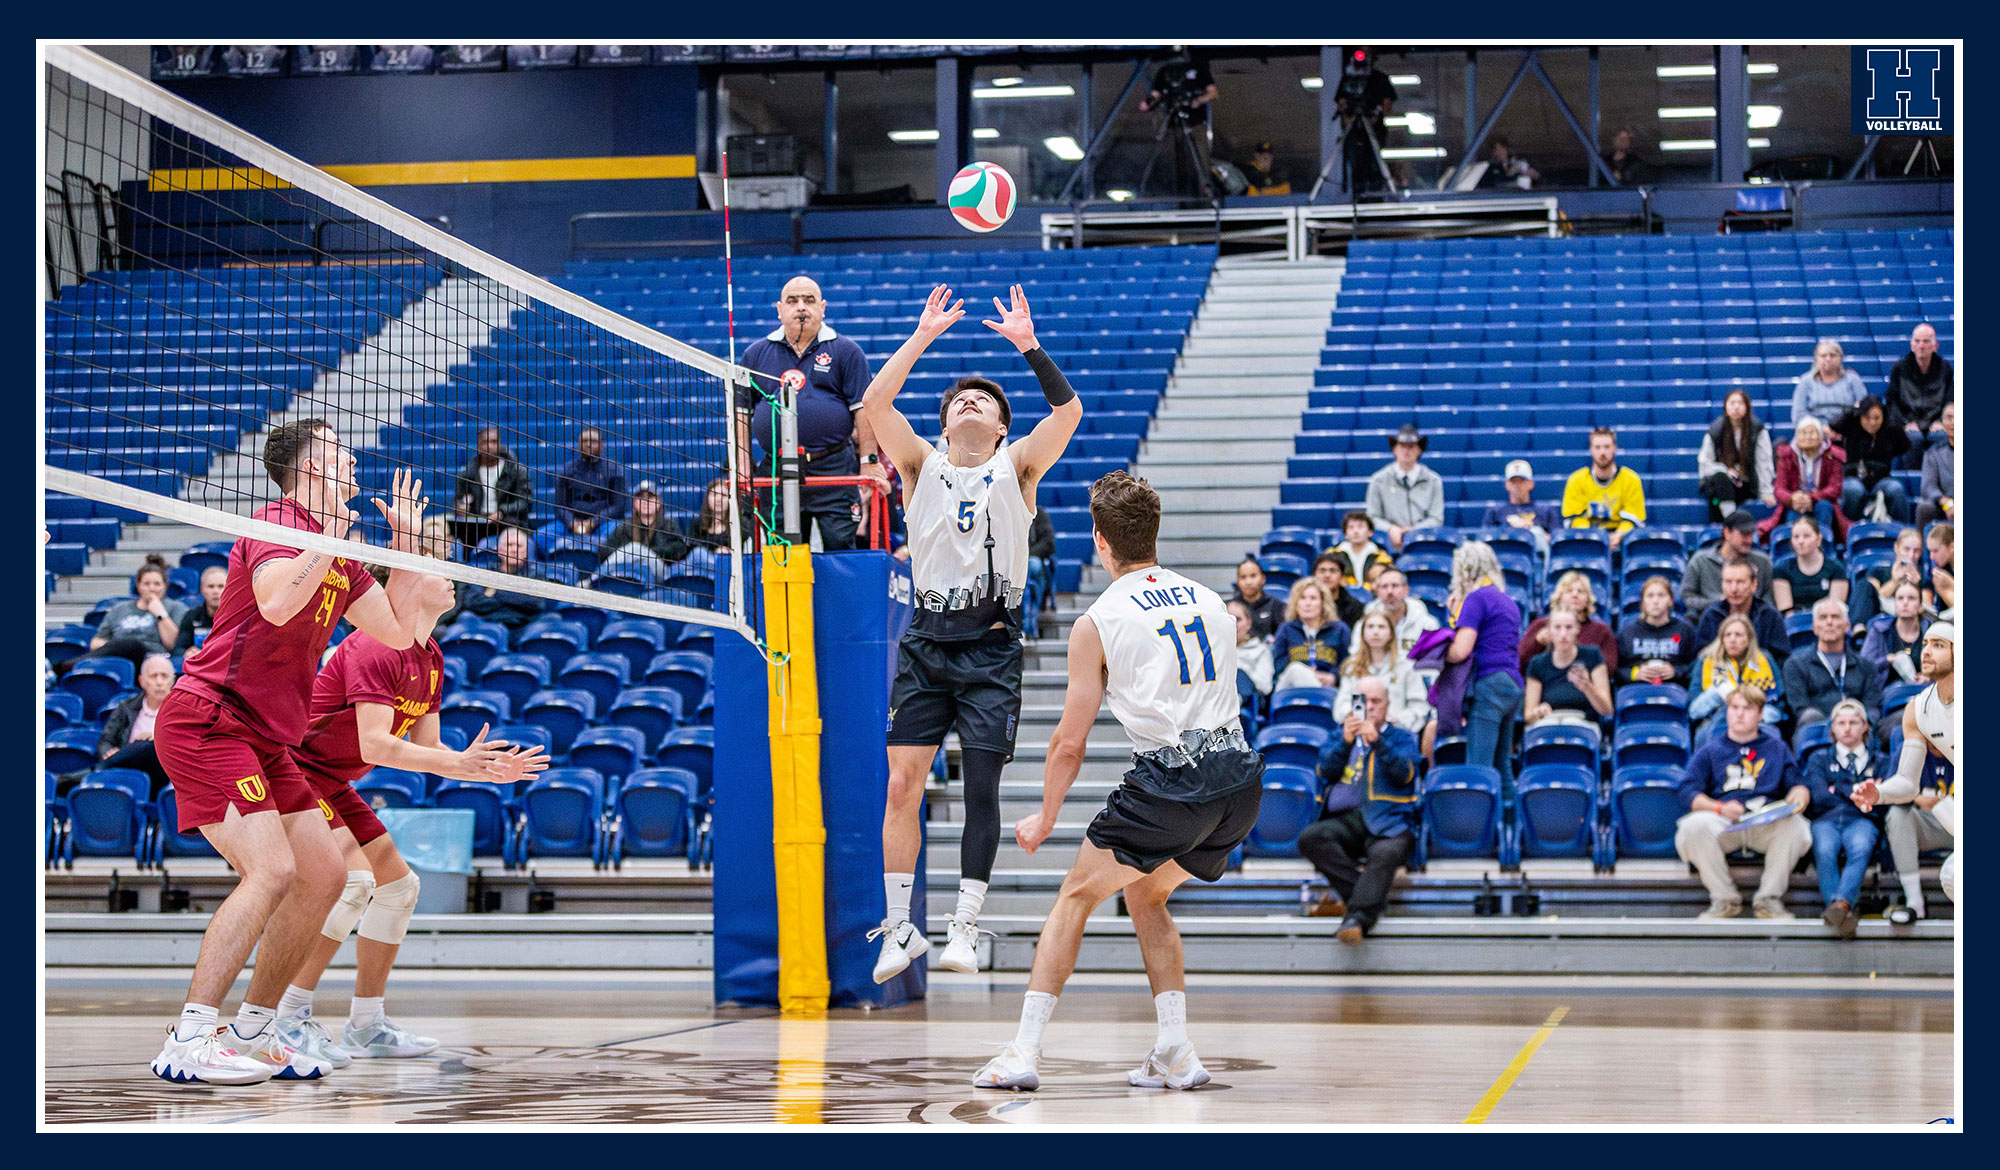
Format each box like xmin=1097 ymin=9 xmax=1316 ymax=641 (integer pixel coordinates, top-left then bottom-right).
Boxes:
xmin=915 ymin=284 xmax=965 ymax=340
xmin=373 ymin=467 xmax=429 ymax=554
xmin=982 ymin=284 xmax=1038 ymax=354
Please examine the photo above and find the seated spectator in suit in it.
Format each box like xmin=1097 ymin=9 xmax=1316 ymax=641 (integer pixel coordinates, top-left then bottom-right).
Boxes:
xmin=1771 ymin=515 xmax=1848 ymax=617
xmin=1523 ymin=608 xmax=1613 ymax=730
xmin=460 ymin=527 xmax=548 ymax=642
xmin=1681 ymin=510 xmax=1775 ymax=622
xmin=1916 ymin=401 xmax=1954 ymax=529
xmin=1758 ymin=416 xmax=1846 ymax=543
xmin=1832 ymin=395 xmax=1912 ymax=523
xmin=1885 ymin=322 xmax=1953 ymax=455
xmin=170 ymin=566 xmax=227 ymax=652
xmin=1804 ymin=700 xmax=1888 ymax=939
xmin=1780 ymin=597 xmax=1882 ymax=752
xmin=1300 ymin=676 xmax=1421 ymax=942
xmin=1698 ymin=388 xmax=1776 ymax=522
xmin=1860 ymin=580 xmax=1930 ymax=691
xmin=1675 ymin=685 xmax=1812 ymax=919
xmin=1483 ymin=459 xmax=1563 ymax=564
xmin=1270 ymin=578 xmax=1349 ymax=691
xmin=1365 ymin=424 xmax=1446 ymax=553
xmin=1560 ymin=427 xmax=1646 ymax=550
xmin=93 ymin=653 xmax=176 ymax=796
xmin=451 ymin=426 xmax=534 ymax=550
xmin=1327 ymin=510 xmax=1393 ymax=587
xmin=1791 ymin=339 xmax=1867 ymax=430
xmin=1334 ymin=609 xmax=1435 ymax=754
xmin=1851 ymin=526 xmax=1925 ymax=632
xmin=1688 ymin=612 xmax=1784 ymax=746
xmin=555 ymin=426 xmax=628 ymax=537
xmin=1231 ymin=556 xmax=1285 ymax=642
xmin=1364 ymin=567 xmax=1440 ymax=664
xmin=1229 ymin=598 xmax=1274 ymax=699
xmin=1925 ymin=522 xmax=1955 ymax=619
xmin=1312 ymin=551 xmax=1367 ymax=629
xmin=1518 ymin=570 xmax=1619 ymax=675
xmin=1694 ymin=560 xmax=1790 ymax=671
xmin=596 ymin=480 xmax=691 ymax=574
xmin=78 ymin=555 xmax=186 ymax=669
xmin=1616 ymin=575 xmax=1697 ymax=688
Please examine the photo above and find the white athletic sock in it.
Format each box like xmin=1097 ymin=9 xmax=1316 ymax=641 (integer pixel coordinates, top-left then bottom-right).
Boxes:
xmin=233 ymin=1002 xmax=276 ymax=1038
xmin=1014 ymin=991 xmax=1058 ymax=1052
xmin=954 ymin=878 xmax=989 ymax=926
xmin=277 ymin=984 xmax=315 ymax=1021
xmin=1155 ymin=990 xmax=1189 ymax=1048
xmin=174 ymin=1002 xmax=218 ymax=1042
xmin=885 ymin=873 xmax=916 ymax=928
xmin=349 ymin=996 xmax=385 ymax=1028
xmin=1901 ymin=874 xmax=1927 ymax=916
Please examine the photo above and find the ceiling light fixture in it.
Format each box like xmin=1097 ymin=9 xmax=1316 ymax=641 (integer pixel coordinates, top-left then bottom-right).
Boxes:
xmin=973 ymin=84 xmax=1075 ymax=99
xmin=1044 ymin=135 xmax=1085 ymax=161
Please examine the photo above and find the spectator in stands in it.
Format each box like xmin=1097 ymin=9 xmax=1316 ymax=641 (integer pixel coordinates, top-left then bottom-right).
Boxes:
xmin=1328 ymin=510 xmax=1393 ymax=588
xmin=1681 ymin=510 xmax=1775 ymax=623
xmin=450 ymin=426 xmax=534 ymax=550
xmin=92 ymin=653 xmax=176 ymax=796
xmin=1852 ymin=527 xmax=1925 ymax=631
xmin=1229 ymin=598 xmax=1274 ymax=699
xmin=596 ymin=480 xmax=690 ymax=576
xmin=1803 ymin=699 xmax=1888 ymax=939
xmin=1781 ymin=597 xmax=1882 ymax=750
xmin=1694 ymin=560 xmax=1789 ymax=670
xmin=82 ymin=555 xmax=186 ymax=667
xmin=1311 ymin=551 xmax=1367 ymax=629
xmin=1698 ymin=388 xmax=1775 ymax=522
xmin=1601 ymin=126 xmax=1653 ymax=186
xmin=1444 ymin=540 xmax=1524 ymax=795
xmin=170 ymin=565 xmax=226 ymax=651
xmin=1771 ymin=515 xmax=1847 ymax=618
xmin=1023 ymin=507 xmax=1057 ymax=640
xmin=1675 ymin=685 xmax=1812 ymax=919
xmin=1616 ymin=575 xmax=1697 ymax=688
xmin=1231 ymin=556 xmax=1285 ymax=641
xmin=1925 ymin=522 xmax=1954 ymax=618
xmin=1861 ymin=580 xmax=1930 ymax=689
xmin=1335 ymin=609 xmax=1435 ymax=752
xmin=1885 ymin=322 xmax=1953 ymax=455
xmin=1523 ymin=608 xmax=1613 ymax=729
xmin=1271 ymin=579 xmax=1348 ymax=690
xmin=1791 ymin=339 xmax=1867 ymax=430
xmin=1688 ymin=612 xmax=1783 ymax=746
xmin=460 ymin=527 xmax=547 ymax=642
xmin=672 ymin=477 xmax=739 ymax=590
xmin=1478 ymin=136 xmax=1540 ymax=189
xmin=1518 ymin=570 xmax=1619 ymax=676
xmin=1832 ymin=395 xmax=1912 ymax=523
xmin=1243 ymin=141 xmax=1291 ymax=195
xmin=1365 ymin=567 xmax=1440 ymax=662
xmin=1300 ymin=676 xmax=1420 ymax=942
xmin=1365 ymin=424 xmax=1445 ymax=552
xmin=1916 ymin=401 xmax=1955 ymax=529
xmin=555 ymin=427 xmax=627 ymax=537
xmin=1483 ymin=459 xmax=1562 ymax=565
xmin=1759 ymin=416 xmax=1845 ymax=543
xmin=1561 ymin=427 xmax=1646 ymax=549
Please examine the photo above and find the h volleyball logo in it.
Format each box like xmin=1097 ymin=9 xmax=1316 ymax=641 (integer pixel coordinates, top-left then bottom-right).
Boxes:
xmin=948 ymin=162 xmax=1016 ymax=233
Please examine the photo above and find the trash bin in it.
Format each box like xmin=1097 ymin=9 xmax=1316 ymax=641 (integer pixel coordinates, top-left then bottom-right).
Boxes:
xmin=374 ymin=808 xmax=474 ymax=914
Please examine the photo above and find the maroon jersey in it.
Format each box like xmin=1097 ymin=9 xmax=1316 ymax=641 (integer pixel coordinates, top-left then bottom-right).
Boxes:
xmin=299 ymin=632 xmax=446 ymax=785
xmin=175 ymin=498 xmax=378 ymax=746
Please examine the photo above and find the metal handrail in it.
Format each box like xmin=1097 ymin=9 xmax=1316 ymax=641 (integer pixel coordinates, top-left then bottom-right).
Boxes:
xmin=312 ymin=214 xmax=454 ymax=265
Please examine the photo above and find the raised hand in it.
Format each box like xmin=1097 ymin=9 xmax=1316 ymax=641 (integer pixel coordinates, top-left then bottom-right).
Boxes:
xmin=372 ymin=467 xmax=429 ymax=553
xmin=457 ymin=723 xmax=536 ymax=783
xmin=492 ymin=743 xmax=550 ymax=786
xmin=981 ymin=284 xmax=1038 ymax=353
xmin=916 ymin=284 xmax=965 ymax=339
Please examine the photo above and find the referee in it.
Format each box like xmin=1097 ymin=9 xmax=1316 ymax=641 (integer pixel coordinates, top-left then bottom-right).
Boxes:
xmin=736 ymin=275 xmax=886 ymax=550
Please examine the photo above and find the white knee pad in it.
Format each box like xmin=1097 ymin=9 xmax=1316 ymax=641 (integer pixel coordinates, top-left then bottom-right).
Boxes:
xmin=320 ymin=870 xmax=376 ymax=943
xmin=1940 ymin=853 xmax=1957 ymax=904
xmin=358 ymin=872 xmax=421 ymax=945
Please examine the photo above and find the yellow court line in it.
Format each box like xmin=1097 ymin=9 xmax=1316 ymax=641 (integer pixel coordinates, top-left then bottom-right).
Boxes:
xmin=1463 ymin=1005 xmax=1569 ymax=1124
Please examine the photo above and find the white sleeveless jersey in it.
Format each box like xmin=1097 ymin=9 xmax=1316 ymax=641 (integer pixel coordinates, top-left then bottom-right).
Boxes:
xmin=1086 ymin=566 xmax=1243 ymax=755
xmin=903 ymin=446 xmax=1031 ymax=639
xmin=1914 ymin=683 xmax=1957 ymax=836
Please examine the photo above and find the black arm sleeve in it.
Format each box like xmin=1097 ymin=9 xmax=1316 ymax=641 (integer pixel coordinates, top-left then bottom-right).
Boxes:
xmin=1023 ymin=347 xmax=1077 ymax=408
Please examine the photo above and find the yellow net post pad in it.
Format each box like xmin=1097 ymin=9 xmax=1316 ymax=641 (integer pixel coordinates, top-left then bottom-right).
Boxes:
xmin=762 ymin=545 xmax=830 ymax=1013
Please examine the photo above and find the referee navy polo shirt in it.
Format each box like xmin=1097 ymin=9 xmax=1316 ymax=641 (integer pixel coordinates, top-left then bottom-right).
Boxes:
xmin=736 ymin=325 xmax=873 ymax=462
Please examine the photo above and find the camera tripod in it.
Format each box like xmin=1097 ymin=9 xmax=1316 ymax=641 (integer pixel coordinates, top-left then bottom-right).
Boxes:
xmin=1309 ymin=112 xmax=1401 ymax=203
xmin=1137 ymin=107 xmax=1221 ymax=208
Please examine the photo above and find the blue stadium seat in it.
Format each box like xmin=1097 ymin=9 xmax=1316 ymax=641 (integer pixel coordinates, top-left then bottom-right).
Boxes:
xmin=517 ymin=619 xmax=590 ymax=672
xmin=1257 ymin=552 xmax=1309 ymax=593
xmin=590 ymin=561 xmax=654 ymax=597
xmin=567 ymin=726 xmax=649 ymax=784
xmin=1252 ymin=725 xmax=1331 ymax=772
xmin=1846 ymin=522 xmax=1902 ymax=561
xmin=1401 ymin=530 xmax=1461 ymax=561
xmin=520 ymin=689 xmax=597 ymax=756
xmin=645 ymin=651 xmax=714 ymax=714
xmin=1419 ymin=765 xmax=1504 ymax=863
xmin=550 ymin=603 xmax=612 ymax=643
xmin=45 ymin=691 xmax=85 ymax=732
xmin=1785 ymin=611 xmax=1817 ymax=653
xmin=179 ymin=541 xmax=233 ymax=574
xmin=438 ymin=690 xmax=511 ymax=744
xmin=610 ymin=767 xmax=700 ymax=863
xmin=59 ymin=657 xmax=134 ymax=713
xmin=478 ymin=654 xmax=552 ymax=714
xmin=433 ymin=780 xmax=519 ymax=865
xmin=655 ymin=727 xmax=715 ymax=802
xmin=1242 ymin=764 xmax=1320 ymax=858
xmin=1613 ymin=722 xmax=1692 ymax=770
xmin=44 ymin=727 xmax=101 ymax=776
xmin=608 ymin=687 xmax=685 ymax=754
xmin=44 ymin=625 xmax=94 ymax=667
xmin=556 ymin=652 xmax=632 ymax=713
xmin=356 ymin=767 xmax=428 ymax=809
xmin=1881 ymin=680 xmax=1927 ymax=723
xmin=517 ymin=767 xmax=608 ymax=866
xmin=676 ymin=626 xmax=717 ymax=657
xmin=1793 ymin=719 xmax=1834 ymax=764
xmin=1512 ymin=764 xmax=1599 ymax=867
xmin=595 ymin=619 xmax=670 ymax=677
xmin=155 ymin=786 xmax=220 ymax=858
xmin=494 ymin=721 xmax=556 ymax=763
xmin=1607 ymin=765 xmax=1685 ymax=863
xmin=439 ymin=623 xmax=509 ymax=678
xmin=1258 ymin=527 xmax=1320 ymax=564
xmin=1614 ymin=684 xmax=1688 ymax=728
xmin=63 ymin=768 xmax=154 ymax=866
xmin=1268 ymin=688 xmax=1337 ymax=732
xmin=1521 ymin=723 xmax=1600 ymax=771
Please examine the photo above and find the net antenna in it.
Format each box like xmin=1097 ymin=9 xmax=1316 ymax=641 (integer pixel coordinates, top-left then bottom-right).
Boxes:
xmin=42 ymin=44 xmax=754 ymax=637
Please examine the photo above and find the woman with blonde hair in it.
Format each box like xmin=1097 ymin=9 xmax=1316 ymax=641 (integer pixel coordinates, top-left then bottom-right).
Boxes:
xmin=1791 ymin=338 xmax=1865 ymax=429
xmin=1270 ymin=577 xmax=1349 ymax=690
xmin=1442 ymin=540 xmax=1524 ymax=792
xmin=1687 ymin=612 xmax=1782 ymax=745
xmin=1518 ymin=570 xmax=1619 ymax=674
xmin=1335 ymin=609 xmax=1435 ymax=747
xmin=1523 ymin=608 xmax=1614 ymax=729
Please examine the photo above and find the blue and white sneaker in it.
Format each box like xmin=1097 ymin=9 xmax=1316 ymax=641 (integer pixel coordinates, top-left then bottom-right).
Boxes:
xmin=1128 ymin=1041 xmax=1210 ymax=1090
xmin=340 ymin=1016 xmax=440 ymax=1058
xmin=150 ymin=1025 xmax=275 ymax=1085
xmin=229 ymin=1022 xmax=333 ymax=1080
xmin=277 ymin=1010 xmax=352 ymax=1070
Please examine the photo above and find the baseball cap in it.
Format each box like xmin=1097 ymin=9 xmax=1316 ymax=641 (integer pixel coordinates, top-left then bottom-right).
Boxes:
xmin=1722 ymin=509 xmax=1756 ymax=533
xmin=1504 ymin=459 xmax=1533 ymax=481
xmin=632 ymin=479 xmax=659 ymax=497
xmin=1254 ymin=141 xmax=1275 ymax=153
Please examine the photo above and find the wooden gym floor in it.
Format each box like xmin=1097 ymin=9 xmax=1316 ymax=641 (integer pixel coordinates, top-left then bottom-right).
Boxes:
xmin=43 ymin=969 xmax=1956 ymax=1127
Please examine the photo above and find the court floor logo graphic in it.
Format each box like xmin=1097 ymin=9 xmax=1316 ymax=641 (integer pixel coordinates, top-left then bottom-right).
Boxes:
xmin=1851 ymin=47 xmax=1954 ymax=135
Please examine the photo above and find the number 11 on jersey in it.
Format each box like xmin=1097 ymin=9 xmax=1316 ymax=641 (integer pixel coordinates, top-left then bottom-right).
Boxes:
xmin=1155 ymin=616 xmax=1216 ymax=685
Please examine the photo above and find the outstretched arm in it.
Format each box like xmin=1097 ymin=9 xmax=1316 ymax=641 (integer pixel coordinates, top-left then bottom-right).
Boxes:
xmin=357 ymin=708 xmax=549 ymax=784
xmin=861 ymin=284 xmax=964 ymax=483
xmin=1016 ymin=615 xmax=1106 ymax=852
xmin=986 ymin=285 xmax=1083 ymax=484
xmin=342 ymin=470 xmax=433 ymax=650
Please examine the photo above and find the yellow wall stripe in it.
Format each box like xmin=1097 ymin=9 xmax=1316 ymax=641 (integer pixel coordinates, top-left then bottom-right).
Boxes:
xmin=1464 ymin=1005 xmax=1569 ymax=1124
xmin=150 ymin=153 xmax=695 ymax=191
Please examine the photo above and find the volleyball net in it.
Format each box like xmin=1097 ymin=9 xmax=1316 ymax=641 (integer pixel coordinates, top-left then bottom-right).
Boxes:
xmin=42 ymin=44 xmax=751 ymax=635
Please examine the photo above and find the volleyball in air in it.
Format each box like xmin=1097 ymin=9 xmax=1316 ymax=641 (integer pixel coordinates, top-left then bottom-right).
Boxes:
xmin=948 ymin=162 xmax=1017 ymax=233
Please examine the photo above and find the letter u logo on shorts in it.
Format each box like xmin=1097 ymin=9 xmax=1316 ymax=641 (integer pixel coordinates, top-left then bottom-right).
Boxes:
xmin=237 ymin=773 xmax=268 ymax=803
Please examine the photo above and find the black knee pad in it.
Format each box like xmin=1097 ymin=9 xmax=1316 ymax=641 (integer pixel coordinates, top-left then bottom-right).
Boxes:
xmin=958 ymin=748 xmax=1005 ymax=883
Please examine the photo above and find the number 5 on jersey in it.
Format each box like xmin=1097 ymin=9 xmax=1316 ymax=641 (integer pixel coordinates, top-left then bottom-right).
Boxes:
xmin=956 ymin=499 xmax=978 ymax=533
xmin=1155 ymin=616 xmax=1216 ymax=685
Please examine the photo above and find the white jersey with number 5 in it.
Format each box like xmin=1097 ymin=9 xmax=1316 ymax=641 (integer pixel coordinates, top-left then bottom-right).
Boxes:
xmin=1086 ymin=565 xmax=1241 ymax=755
